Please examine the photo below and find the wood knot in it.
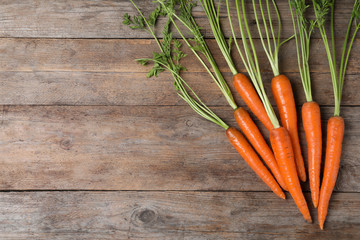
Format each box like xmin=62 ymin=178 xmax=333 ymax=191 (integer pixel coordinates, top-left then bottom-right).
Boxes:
xmin=60 ymin=138 xmax=73 ymax=150
xmin=131 ymin=207 xmax=158 ymax=227
xmin=139 ymin=209 xmax=156 ymax=223
xmin=185 ymin=119 xmax=193 ymax=127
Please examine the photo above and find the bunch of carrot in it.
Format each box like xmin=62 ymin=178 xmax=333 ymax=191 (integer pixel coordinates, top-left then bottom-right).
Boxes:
xmin=124 ymin=0 xmax=359 ymax=230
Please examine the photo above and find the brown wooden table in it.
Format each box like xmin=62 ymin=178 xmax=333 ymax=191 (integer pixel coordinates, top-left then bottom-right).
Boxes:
xmin=0 ymin=0 xmax=359 ymax=239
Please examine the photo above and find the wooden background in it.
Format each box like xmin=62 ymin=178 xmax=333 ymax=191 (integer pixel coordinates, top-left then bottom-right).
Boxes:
xmin=0 ymin=0 xmax=359 ymax=239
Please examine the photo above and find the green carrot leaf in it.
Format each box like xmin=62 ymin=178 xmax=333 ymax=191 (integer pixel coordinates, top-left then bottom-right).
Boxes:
xmin=122 ymin=13 xmax=146 ymax=29
xmin=353 ymin=0 xmax=360 ymax=20
xmin=313 ymin=0 xmax=333 ymax=27
xmin=148 ymin=5 xmax=163 ymax=26
xmin=136 ymin=59 xmax=149 ymax=65
xmin=122 ymin=13 xmax=132 ymax=25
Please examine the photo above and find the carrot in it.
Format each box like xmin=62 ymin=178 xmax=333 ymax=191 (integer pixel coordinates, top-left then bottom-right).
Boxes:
xmin=289 ymin=0 xmax=321 ymax=207
xmin=313 ymin=0 xmax=359 ymax=229
xmin=318 ymin=117 xmax=344 ymax=229
xmin=234 ymin=107 xmax=287 ymax=190
xmin=271 ymin=75 xmax=306 ymax=182
xmin=227 ymin=127 xmax=285 ymax=199
xmin=233 ymin=74 xmax=274 ymax=131
xmin=302 ymin=102 xmax=322 ymax=207
xmin=270 ymin=127 xmax=312 ymax=223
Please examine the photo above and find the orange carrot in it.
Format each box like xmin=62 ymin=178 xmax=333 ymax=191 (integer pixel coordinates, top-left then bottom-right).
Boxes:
xmin=302 ymin=102 xmax=322 ymax=207
xmin=312 ymin=0 xmax=359 ymax=229
xmin=226 ymin=127 xmax=285 ymax=199
xmin=271 ymin=74 xmax=306 ymax=182
xmin=233 ymin=73 xmax=273 ymax=131
xmin=318 ymin=116 xmax=344 ymax=230
xmin=289 ymin=0 xmax=321 ymax=206
xmin=270 ymin=127 xmax=312 ymax=223
xmin=234 ymin=107 xmax=287 ymax=190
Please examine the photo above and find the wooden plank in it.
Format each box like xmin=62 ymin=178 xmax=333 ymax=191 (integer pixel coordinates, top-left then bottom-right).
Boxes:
xmin=0 ymin=39 xmax=359 ymax=106
xmin=0 ymin=191 xmax=358 ymax=239
xmin=0 ymin=38 xmax=359 ymax=74
xmin=0 ymin=105 xmax=358 ymax=191
xmin=0 ymin=0 xmax=354 ymax=39
xmin=0 ymin=71 xmax=358 ymax=106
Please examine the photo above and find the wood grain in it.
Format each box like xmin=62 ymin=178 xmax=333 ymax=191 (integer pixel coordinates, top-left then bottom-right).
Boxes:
xmin=0 ymin=39 xmax=359 ymax=106
xmin=0 ymin=38 xmax=359 ymax=74
xmin=0 ymin=71 xmax=357 ymax=106
xmin=0 ymin=105 xmax=358 ymax=191
xmin=0 ymin=191 xmax=358 ymax=239
xmin=0 ymin=0 xmax=359 ymax=238
xmin=0 ymin=0 xmax=354 ymax=39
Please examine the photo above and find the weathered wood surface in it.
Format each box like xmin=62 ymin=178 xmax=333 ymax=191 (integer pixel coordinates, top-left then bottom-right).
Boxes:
xmin=0 ymin=105 xmax=358 ymax=192
xmin=0 ymin=0 xmax=359 ymax=239
xmin=0 ymin=0 xmax=354 ymax=39
xmin=1 ymin=38 xmax=359 ymax=74
xmin=0 ymin=39 xmax=359 ymax=106
xmin=0 ymin=191 xmax=359 ymax=239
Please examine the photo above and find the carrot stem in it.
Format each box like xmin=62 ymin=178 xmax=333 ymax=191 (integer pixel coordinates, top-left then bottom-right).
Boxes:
xmin=157 ymin=0 xmax=238 ymax=110
xmin=313 ymin=0 xmax=360 ymax=116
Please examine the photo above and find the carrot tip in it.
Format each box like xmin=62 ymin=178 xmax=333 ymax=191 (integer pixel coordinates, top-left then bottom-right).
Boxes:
xmin=311 ymin=191 xmax=319 ymax=208
xmin=319 ymin=224 xmax=324 ymax=230
xmin=280 ymin=193 xmax=286 ymax=200
xmin=306 ymin=218 xmax=313 ymax=224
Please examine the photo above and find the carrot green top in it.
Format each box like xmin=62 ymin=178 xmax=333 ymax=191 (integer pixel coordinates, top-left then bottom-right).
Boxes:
xmin=124 ymin=0 xmax=229 ymax=129
xmin=252 ymin=0 xmax=293 ymax=77
xmin=156 ymin=0 xmax=238 ymax=110
xmin=289 ymin=0 xmax=316 ymax=102
xmin=313 ymin=0 xmax=360 ymax=116
xmin=199 ymin=0 xmax=237 ymax=76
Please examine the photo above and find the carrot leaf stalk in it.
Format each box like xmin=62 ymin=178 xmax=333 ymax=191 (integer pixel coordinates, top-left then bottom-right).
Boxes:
xmin=252 ymin=0 xmax=294 ymax=77
xmin=289 ymin=0 xmax=316 ymax=102
xmin=199 ymin=0 xmax=237 ymax=75
xmin=125 ymin=1 xmax=286 ymax=200
xmin=313 ymin=0 xmax=360 ymax=229
xmin=313 ymin=0 xmax=360 ymax=117
xmin=156 ymin=0 xmax=238 ymax=110
xmin=125 ymin=1 xmax=228 ymax=129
